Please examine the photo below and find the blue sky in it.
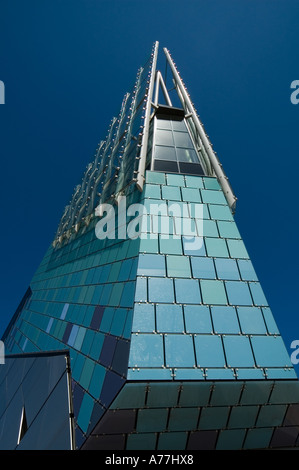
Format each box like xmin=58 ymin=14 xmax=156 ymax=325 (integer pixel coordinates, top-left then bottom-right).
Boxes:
xmin=0 ymin=0 xmax=299 ymax=369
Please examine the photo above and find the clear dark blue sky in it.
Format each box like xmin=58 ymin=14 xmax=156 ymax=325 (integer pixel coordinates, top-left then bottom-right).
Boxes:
xmin=0 ymin=0 xmax=299 ymax=368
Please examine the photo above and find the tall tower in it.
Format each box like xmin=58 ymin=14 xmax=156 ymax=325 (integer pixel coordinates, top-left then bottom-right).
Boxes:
xmin=1 ymin=42 xmax=299 ymax=451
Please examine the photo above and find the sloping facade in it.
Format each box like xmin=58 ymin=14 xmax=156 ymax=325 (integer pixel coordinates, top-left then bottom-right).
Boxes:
xmin=2 ymin=42 xmax=299 ymax=450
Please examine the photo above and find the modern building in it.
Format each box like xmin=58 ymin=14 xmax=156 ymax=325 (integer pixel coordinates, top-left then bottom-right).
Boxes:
xmin=1 ymin=42 xmax=299 ymax=451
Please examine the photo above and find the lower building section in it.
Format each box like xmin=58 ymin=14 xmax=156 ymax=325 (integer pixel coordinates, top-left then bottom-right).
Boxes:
xmin=81 ymin=379 xmax=299 ymax=450
xmin=0 ymin=351 xmax=74 ymax=450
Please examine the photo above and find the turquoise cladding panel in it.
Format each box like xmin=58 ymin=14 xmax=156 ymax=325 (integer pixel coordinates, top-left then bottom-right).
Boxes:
xmin=3 ymin=185 xmax=144 ymax=439
xmin=128 ymin=171 xmax=295 ymax=382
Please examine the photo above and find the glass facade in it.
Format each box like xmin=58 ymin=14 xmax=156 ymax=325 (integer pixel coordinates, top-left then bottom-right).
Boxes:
xmin=1 ymin=42 xmax=299 ymax=450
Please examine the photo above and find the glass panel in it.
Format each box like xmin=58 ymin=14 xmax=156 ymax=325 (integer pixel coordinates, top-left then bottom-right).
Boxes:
xmin=139 ymin=235 xmax=159 ymax=254
xmin=237 ymin=259 xmax=258 ymax=281
xmin=228 ymin=406 xmax=259 ymax=429
xmin=225 ymin=281 xmax=253 ymax=305
xmin=209 ymin=204 xmax=234 ymax=221
xmin=249 ymin=282 xmax=268 ymax=306
xmin=143 ymin=184 xmax=161 ymax=199
xmin=134 ymin=277 xmax=147 ymax=302
xmin=262 ymin=307 xmax=280 ymax=334
xmin=237 ymin=307 xmax=267 ymax=334
xmin=164 ymin=334 xmax=196 ymax=367
xmin=176 ymin=148 xmax=199 ymax=163
xmin=154 ymin=146 xmax=176 ymax=161
xmin=200 ymin=279 xmax=227 ymax=305
xmin=155 ymin=129 xmax=174 ymax=146
xmin=201 ymin=190 xmax=227 ymax=205
xmin=127 ymin=433 xmax=157 ymax=451
xmin=199 ymin=407 xmax=229 ymax=430
xmin=256 ymin=404 xmax=287 ymax=427
xmin=156 ymin=118 xmax=172 ymax=129
xmin=161 ymin=185 xmax=181 ymax=201
xmin=156 ymin=304 xmax=184 ymax=332
xmin=148 ymin=277 xmax=175 ymax=303
xmin=184 ymin=305 xmax=213 ymax=333
xmin=191 ymin=257 xmax=216 ymax=279
xmin=146 ymin=171 xmax=166 ymax=185
xmin=203 ymin=178 xmax=221 ymax=190
xmin=166 ymin=255 xmax=191 ymax=278
xmin=223 ymin=335 xmax=255 ymax=367
xmin=217 ymin=220 xmax=241 ymax=239
xmin=211 ymin=306 xmax=240 ymax=334
xmin=158 ymin=432 xmax=188 ymax=450
xmin=183 ymin=236 xmax=206 ymax=256
xmin=185 ymin=175 xmax=204 ymax=189
xmin=174 ymin=278 xmax=201 ymax=304
xmin=227 ymin=239 xmax=249 ymax=259
xmin=128 ymin=334 xmax=164 ymax=367
xmin=243 ymin=428 xmax=273 ymax=450
xmin=167 ymin=408 xmax=199 ymax=432
xmin=181 ymin=187 xmax=201 ymax=203
xmin=173 ymin=131 xmax=193 ymax=148
xmin=250 ymin=335 xmax=293 ymax=368
xmin=132 ymin=303 xmax=155 ymax=332
xmin=159 ymin=235 xmax=183 ymax=255
xmin=216 ymin=429 xmax=246 ymax=451
xmin=171 ymin=118 xmax=186 ymax=131
xmin=146 ymin=383 xmax=180 ymax=407
xmin=202 ymin=219 xmax=218 ymax=237
xmin=194 ymin=334 xmax=226 ymax=367
xmin=137 ymin=254 xmax=166 ymax=277
xmin=205 ymin=238 xmax=229 ymax=258
xmin=214 ymin=258 xmax=240 ymax=280
xmin=166 ymin=173 xmax=185 ymax=187
xmin=136 ymin=408 xmax=168 ymax=432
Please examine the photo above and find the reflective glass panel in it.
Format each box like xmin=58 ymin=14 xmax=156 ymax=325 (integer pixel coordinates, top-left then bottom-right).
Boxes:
xmin=176 ymin=148 xmax=198 ymax=163
xmin=137 ymin=253 xmax=166 ymax=277
xmin=209 ymin=204 xmax=234 ymax=221
xmin=249 ymin=282 xmax=268 ymax=306
xmin=154 ymin=146 xmax=176 ymax=161
xmin=202 ymin=219 xmax=218 ymax=237
xmin=191 ymin=257 xmax=216 ymax=279
xmin=194 ymin=334 xmax=226 ymax=367
xmin=201 ymin=190 xmax=227 ymax=205
xmin=166 ymin=173 xmax=185 ymax=187
xmin=183 ymin=236 xmax=206 ymax=256
xmin=164 ymin=334 xmax=196 ymax=367
xmin=174 ymin=278 xmax=201 ymax=304
xmin=211 ymin=306 xmax=240 ymax=334
xmin=217 ymin=221 xmax=241 ymax=239
xmin=200 ymin=279 xmax=227 ymax=305
xmin=262 ymin=307 xmax=279 ymax=334
xmin=250 ymin=335 xmax=292 ymax=368
xmin=215 ymin=258 xmax=240 ymax=280
xmin=159 ymin=235 xmax=183 ymax=255
xmin=173 ymin=131 xmax=193 ymax=148
xmin=155 ymin=129 xmax=174 ymax=146
xmin=225 ymin=281 xmax=252 ymax=306
xmin=237 ymin=259 xmax=258 ymax=281
xmin=181 ymin=187 xmax=201 ymax=203
xmin=148 ymin=277 xmax=175 ymax=303
xmin=156 ymin=304 xmax=184 ymax=333
xmin=162 ymin=185 xmax=181 ymax=201
xmin=184 ymin=305 xmax=213 ymax=333
xmin=223 ymin=335 xmax=255 ymax=367
xmin=237 ymin=307 xmax=267 ymax=334
xmin=132 ymin=303 xmax=155 ymax=332
xmin=227 ymin=239 xmax=249 ymax=259
xmin=166 ymin=255 xmax=191 ymax=278
xmin=205 ymin=238 xmax=229 ymax=258
xmin=129 ymin=334 xmax=164 ymax=367
xmin=203 ymin=178 xmax=221 ymax=190
xmin=185 ymin=175 xmax=204 ymax=188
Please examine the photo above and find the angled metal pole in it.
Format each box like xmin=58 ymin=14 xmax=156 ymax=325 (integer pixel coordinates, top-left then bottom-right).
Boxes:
xmin=136 ymin=41 xmax=159 ymax=191
xmin=163 ymin=47 xmax=237 ymax=212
